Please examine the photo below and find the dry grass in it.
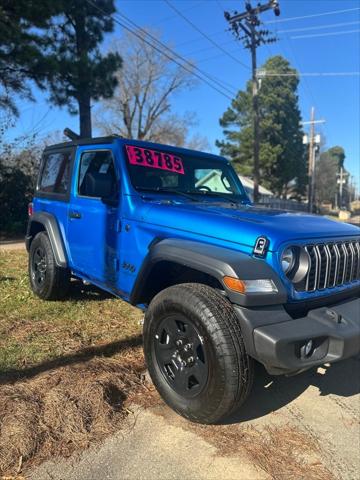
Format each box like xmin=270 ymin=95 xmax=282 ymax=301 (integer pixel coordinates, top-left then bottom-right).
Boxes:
xmin=188 ymin=422 xmax=335 ymax=480
xmin=0 ymin=251 xmax=149 ymax=476
xmin=0 ymin=351 xmax=150 ymax=475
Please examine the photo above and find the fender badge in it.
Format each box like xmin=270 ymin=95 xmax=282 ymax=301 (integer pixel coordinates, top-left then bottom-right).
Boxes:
xmin=253 ymin=236 xmax=269 ymax=257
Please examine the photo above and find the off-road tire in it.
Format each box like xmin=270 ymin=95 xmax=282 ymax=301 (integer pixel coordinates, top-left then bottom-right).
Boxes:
xmin=143 ymin=283 xmax=254 ymax=424
xmin=29 ymin=231 xmax=70 ymax=300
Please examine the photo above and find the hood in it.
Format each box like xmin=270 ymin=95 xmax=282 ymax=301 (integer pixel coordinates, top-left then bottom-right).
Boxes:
xmin=140 ymin=199 xmax=359 ymax=251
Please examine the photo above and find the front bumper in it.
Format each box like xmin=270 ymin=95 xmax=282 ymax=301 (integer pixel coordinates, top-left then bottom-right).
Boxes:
xmin=234 ymin=295 xmax=360 ymax=375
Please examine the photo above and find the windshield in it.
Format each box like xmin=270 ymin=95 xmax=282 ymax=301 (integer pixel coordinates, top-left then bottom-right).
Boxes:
xmin=124 ymin=144 xmax=249 ymax=202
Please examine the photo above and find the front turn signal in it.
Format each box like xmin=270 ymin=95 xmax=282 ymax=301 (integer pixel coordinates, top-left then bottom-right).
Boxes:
xmin=223 ymin=276 xmax=246 ymax=293
xmin=223 ymin=277 xmax=278 ymax=294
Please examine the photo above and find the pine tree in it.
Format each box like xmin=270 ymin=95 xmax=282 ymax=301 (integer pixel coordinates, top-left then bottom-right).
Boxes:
xmin=45 ymin=0 xmax=122 ymax=138
xmin=216 ymin=56 xmax=307 ymax=198
xmin=0 ymin=0 xmax=56 ymax=114
xmin=316 ymin=146 xmax=346 ymax=206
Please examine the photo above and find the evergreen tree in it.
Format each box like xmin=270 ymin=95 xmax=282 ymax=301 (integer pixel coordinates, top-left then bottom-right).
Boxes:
xmin=45 ymin=0 xmax=122 ymax=138
xmin=316 ymin=146 xmax=346 ymax=206
xmin=216 ymin=56 xmax=307 ymax=198
xmin=0 ymin=0 xmax=56 ymax=114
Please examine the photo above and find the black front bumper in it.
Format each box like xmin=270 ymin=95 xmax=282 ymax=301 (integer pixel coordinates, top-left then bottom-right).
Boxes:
xmin=234 ymin=295 xmax=360 ymax=375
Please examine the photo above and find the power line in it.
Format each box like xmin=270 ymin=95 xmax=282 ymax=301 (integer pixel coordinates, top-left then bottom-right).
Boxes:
xmin=152 ymin=0 xmax=205 ymax=26
xmin=180 ymin=5 xmax=360 ymax=46
xmin=291 ymin=29 xmax=360 ymax=40
xmin=195 ymin=45 xmax=360 ymax=76
xmin=113 ymin=5 xmax=240 ymax=96
xmin=163 ymin=0 xmax=250 ymax=70
xmin=265 ymin=6 xmax=360 ymax=25
xmin=116 ymin=11 xmax=237 ymax=96
xmin=182 ymin=20 xmax=360 ymax=57
xmin=85 ymin=0 xmax=237 ymax=100
xmin=260 ymin=71 xmax=360 ymax=77
xmin=278 ymin=20 xmax=360 ymax=34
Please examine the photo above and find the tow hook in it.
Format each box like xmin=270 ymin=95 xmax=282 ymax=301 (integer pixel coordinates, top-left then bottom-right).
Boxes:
xmin=326 ymin=309 xmax=343 ymax=324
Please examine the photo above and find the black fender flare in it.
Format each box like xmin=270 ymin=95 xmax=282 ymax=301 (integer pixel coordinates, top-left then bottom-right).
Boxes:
xmin=26 ymin=212 xmax=68 ymax=268
xmin=130 ymin=238 xmax=287 ymax=307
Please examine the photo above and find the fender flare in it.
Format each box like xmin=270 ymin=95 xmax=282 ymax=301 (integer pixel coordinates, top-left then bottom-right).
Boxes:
xmin=26 ymin=212 xmax=68 ymax=268
xmin=130 ymin=238 xmax=287 ymax=307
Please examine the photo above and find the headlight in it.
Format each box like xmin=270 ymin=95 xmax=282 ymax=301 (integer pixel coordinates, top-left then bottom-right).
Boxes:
xmin=281 ymin=246 xmax=310 ymax=283
xmin=281 ymin=247 xmax=295 ymax=274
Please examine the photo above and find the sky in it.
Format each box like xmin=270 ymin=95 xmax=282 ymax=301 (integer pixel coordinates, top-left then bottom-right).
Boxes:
xmin=6 ymin=0 xmax=360 ymax=192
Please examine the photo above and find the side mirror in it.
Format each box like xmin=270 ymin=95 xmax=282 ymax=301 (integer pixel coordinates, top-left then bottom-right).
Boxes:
xmin=83 ymin=172 xmax=118 ymax=204
xmin=101 ymin=192 xmax=119 ymax=207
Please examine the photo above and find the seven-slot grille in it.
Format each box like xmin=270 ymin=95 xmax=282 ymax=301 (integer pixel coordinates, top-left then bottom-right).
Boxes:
xmin=300 ymin=239 xmax=360 ymax=292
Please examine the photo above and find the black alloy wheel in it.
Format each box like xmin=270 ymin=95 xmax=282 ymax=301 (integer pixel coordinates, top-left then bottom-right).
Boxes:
xmin=154 ymin=314 xmax=208 ymax=398
xmin=144 ymin=283 xmax=254 ymax=424
xmin=31 ymin=245 xmax=47 ymax=287
xmin=29 ymin=231 xmax=70 ymax=300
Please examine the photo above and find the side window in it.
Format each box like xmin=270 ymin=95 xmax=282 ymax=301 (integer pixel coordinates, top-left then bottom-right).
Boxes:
xmin=39 ymin=151 xmax=71 ymax=194
xmin=78 ymin=150 xmax=117 ymax=198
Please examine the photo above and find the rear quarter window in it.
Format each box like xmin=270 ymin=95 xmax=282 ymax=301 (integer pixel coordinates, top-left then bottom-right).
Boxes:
xmin=38 ymin=150 xmax=72 ymax=196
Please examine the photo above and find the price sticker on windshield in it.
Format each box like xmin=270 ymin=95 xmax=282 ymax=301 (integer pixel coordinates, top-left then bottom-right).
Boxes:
xmin=126 ymin=145 xmax=185 ymax=174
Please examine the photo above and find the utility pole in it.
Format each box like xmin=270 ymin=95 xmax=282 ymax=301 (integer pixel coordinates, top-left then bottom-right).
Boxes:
xmin=224 ymin=1 xmax=280 ymax=203
xmin=337 ymin=167 xmax=348 ymax=209
xmin=301 ymin=108 xmax=325 ymax=213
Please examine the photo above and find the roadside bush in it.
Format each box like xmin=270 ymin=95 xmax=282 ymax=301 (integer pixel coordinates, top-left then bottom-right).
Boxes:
xmin=0 ymin=135 xmax=40 ymax=237
xmin=0 ymin=162 xmax=34 ymax=236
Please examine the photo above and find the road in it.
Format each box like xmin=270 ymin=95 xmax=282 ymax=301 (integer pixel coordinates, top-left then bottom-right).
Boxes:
xmin=30 ymin=358 xmax=360 ymax=480
xmin=0 ymin=240 xmax=25 ymax=251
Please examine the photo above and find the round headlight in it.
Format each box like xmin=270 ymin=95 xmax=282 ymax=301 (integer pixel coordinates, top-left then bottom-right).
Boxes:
xmin=281 ymin=247 xmax=295 ymax=274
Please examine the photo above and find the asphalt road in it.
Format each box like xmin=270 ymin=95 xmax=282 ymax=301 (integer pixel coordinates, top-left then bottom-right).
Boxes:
xmin=30 ymin=358 xmax=360 ymax=480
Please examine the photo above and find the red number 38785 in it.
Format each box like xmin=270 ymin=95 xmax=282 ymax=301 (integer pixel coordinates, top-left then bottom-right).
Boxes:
xmin=126 ymin=145 xmax=185 ymax=174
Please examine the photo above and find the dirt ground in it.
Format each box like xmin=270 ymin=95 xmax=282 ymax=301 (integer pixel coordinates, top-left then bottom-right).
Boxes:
xmin=29 ymin=358 xmax=360 ymax=480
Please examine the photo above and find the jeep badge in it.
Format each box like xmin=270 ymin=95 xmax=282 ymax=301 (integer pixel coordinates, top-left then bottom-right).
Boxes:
xmin=254 ymin=236 xmax=269 ymax=257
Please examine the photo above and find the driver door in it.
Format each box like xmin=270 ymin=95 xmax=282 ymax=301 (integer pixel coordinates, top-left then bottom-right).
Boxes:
xmin=67 ymin=146 xmax=120 ymax=286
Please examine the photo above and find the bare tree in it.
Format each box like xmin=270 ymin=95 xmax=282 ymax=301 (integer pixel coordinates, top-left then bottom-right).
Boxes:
xmin=96 ymin=31 xmax=209 ymax=149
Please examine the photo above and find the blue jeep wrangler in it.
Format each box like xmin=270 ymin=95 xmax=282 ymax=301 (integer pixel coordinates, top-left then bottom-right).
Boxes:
xmin=26 ymin=135 xmax=360 ymax=424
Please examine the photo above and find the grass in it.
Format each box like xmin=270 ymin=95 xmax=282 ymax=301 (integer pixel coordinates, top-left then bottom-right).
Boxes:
xmin=0 ymin=251 xmax=142 ymax=374
xmin=0 ymin=250 xmax=149 ymax=476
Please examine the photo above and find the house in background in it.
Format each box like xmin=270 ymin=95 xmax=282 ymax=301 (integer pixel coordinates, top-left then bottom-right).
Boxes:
xmin=194 ymin=168 xmax=274 ymax=201
xmin=238 ymin=175 xmax=274 ymax=202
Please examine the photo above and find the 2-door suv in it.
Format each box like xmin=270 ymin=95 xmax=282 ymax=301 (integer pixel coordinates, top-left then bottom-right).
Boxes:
xmin=27 ymin=135 xmax=360 ymax=424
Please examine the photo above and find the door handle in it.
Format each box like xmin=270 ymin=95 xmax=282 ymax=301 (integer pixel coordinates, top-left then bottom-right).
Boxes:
xmin=69 ymin=211 xmax=82 ymax=219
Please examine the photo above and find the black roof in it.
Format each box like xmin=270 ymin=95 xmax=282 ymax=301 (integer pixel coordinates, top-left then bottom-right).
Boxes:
xmin=44 ymin=135 xmax=121 ymax=151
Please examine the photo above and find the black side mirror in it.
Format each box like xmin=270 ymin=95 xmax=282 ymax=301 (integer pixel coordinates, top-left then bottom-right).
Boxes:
xmin=101 ymin=192 xmax=119 ymax=207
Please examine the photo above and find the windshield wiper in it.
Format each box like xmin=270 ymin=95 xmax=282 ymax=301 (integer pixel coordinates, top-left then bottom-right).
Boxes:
xmin=137 ymin=187 xmax=201 ymax=202
xmin=191 ymin=190 xmax=248 ymax=205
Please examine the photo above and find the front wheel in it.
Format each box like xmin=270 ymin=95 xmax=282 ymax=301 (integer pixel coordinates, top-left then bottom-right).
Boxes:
xmin=143 ymin=283 xmax=254 ymax=424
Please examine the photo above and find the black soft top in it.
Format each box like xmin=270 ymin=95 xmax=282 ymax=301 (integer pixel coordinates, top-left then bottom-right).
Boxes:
xmin=43 ymin=135 xmax=121 ymax=152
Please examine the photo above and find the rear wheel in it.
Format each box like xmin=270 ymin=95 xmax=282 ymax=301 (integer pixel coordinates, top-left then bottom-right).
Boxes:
xmin=29 ymin=231 xmax=70 ymax=300
xmin=144 ymin=283 xmax=254 ymax=424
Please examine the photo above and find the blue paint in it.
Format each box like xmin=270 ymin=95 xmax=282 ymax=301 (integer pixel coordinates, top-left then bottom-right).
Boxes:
xmin=33 ymin=138 xmax=360 ymax=304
